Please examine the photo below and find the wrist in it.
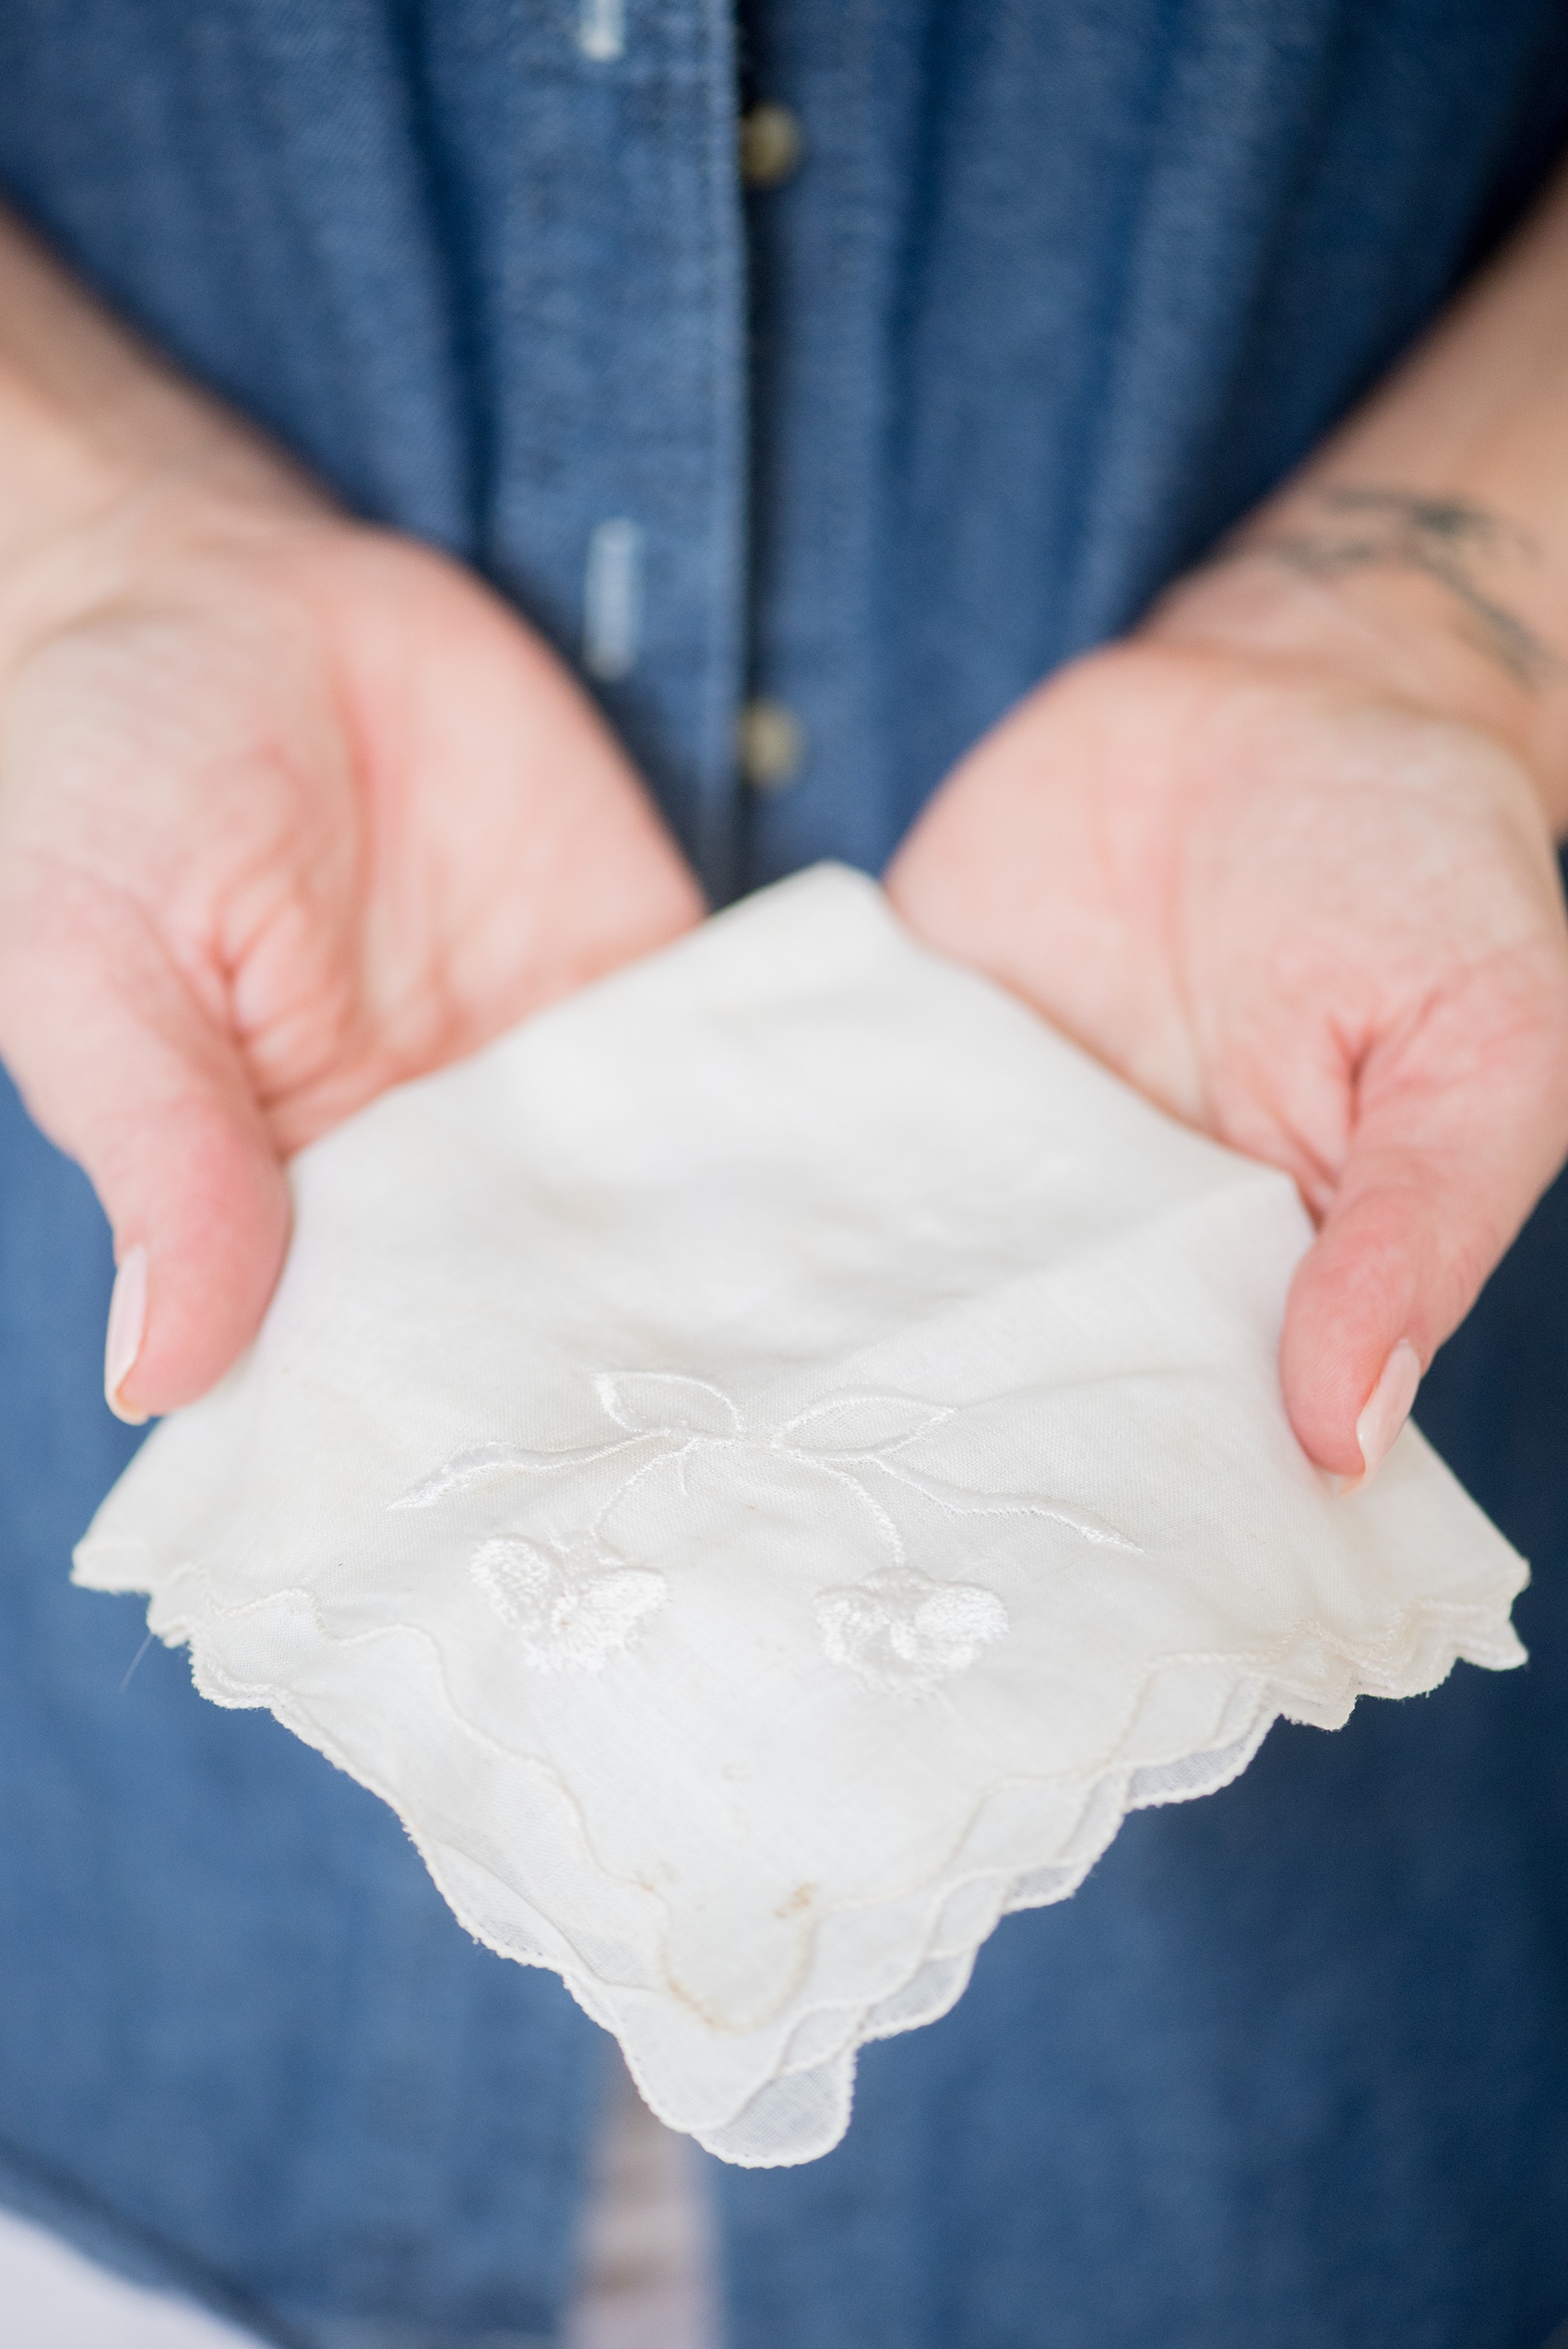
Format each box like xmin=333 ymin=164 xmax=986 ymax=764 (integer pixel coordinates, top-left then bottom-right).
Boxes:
xmin=0 ymin=463 xmax=335 ymax=701
xmin=0 ymin=208 xmax=326 ymax=581
xmin=1146 ymin=501 xmax=1568 ymax=836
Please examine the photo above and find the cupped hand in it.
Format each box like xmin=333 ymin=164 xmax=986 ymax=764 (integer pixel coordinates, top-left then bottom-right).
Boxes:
xmin=886 ymin=623 xmax=1568 ymax=1478
xmin=0 ymin=481 xmax=703 ymax=1419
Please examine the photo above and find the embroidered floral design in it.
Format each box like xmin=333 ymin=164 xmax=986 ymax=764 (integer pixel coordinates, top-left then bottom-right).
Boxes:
xmin=394 ymin=1373 xmax=1134 ymax=1691
xmin=470 ymin=1531 xmax=666 ymax=1672
xmin=815 ymin=1569 xmax=1009 ymax=1697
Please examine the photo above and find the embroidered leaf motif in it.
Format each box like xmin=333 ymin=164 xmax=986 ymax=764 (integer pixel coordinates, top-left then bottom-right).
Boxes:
xmin=815 ymin=1570 xmax=1008 ymax=1697
xmin=471 ymin=1533 xmax=666 ymax=1672
xmin=596 ymin=1372 xmax=742 ymax=1440
xmin=780 ymin=1394 xmax=951 ymax=1458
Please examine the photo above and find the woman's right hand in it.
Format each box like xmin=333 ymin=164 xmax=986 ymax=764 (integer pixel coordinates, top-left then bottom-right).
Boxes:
xmin=0 ymin=463 xmax=703 ymax=1422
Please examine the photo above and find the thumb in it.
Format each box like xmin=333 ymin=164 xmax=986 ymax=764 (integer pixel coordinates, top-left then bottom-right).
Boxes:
xmin=1279 ymin=974 xmax=1568 ymax=1479
xmin=0 ymin=894 xmax=290 ymax=1419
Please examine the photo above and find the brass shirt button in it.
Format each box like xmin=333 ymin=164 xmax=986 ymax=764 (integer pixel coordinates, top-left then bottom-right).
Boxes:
xmin=738 ymin=698 xmax=806 ymax=793
xmin=740 ymin=102 xmax=803 ymax=192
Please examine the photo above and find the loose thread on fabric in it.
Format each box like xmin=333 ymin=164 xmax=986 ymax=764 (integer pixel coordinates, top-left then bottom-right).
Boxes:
xmin=118 ymin=1628 xmax=155 ymax=1692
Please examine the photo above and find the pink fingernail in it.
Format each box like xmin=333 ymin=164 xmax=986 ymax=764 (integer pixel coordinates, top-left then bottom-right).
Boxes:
xmin=105 ymin=1245 xmax=149 ymax=1426
xmin=1354 ymin=1338 xmax=1421 ymax=1486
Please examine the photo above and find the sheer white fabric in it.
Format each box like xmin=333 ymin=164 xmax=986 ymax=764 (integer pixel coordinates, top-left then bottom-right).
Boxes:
xmin=76 ymin=867 xmax=1526 ymax=2166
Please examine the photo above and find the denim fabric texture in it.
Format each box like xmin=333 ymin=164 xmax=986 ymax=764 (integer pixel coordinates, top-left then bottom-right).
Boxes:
xmin=0 ymin=4 xmax=1566 ymax=2344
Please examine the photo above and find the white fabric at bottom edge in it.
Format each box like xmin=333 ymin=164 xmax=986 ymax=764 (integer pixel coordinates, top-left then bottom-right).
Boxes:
xmin=0 ymin=2209 xmax=256 ymax=2349
xmin=171 ymin=1581 xmax=1518 ymax=2166
xmin=449 ymin=1596 xmax=1519 ymax=2165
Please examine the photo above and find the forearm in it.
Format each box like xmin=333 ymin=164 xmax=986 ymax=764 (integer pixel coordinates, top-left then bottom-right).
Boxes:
xmin=0 ymin=203 xmax=318 ymax=573
xmin=1152 ymin=155 xmax=1568 ymax=834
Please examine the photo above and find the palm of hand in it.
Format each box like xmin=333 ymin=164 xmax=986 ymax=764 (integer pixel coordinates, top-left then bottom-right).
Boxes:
xmin=0 ymin=503 xmax=702 ymax=1409
xmin=888 ymin=640 xmax=1568 ymax=1472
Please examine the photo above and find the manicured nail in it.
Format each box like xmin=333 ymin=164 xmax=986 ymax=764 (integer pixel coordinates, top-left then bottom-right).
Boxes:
xmin=104 ymin=1245 xmax=149 ymax=1425
xmin=1353 ymin=1337 xmax=1421 ymax=1487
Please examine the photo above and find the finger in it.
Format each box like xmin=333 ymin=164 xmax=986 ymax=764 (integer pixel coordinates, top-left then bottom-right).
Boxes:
xmin=0 ymin=888 xmax=290 ymax=1418
xmin=1279 ymin=963 xmax=1568 ymax=1477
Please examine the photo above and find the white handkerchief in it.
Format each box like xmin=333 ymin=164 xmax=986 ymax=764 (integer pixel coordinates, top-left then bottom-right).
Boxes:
xmin=76 ymin=866 xmax=1526 ymax=2166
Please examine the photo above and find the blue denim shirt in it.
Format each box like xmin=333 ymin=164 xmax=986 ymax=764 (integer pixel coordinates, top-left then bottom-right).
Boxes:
xmin=2 ymin=7 xmax=1568 ymax=2347
xmin=3 ymin=1 xmax=1567 ymax=890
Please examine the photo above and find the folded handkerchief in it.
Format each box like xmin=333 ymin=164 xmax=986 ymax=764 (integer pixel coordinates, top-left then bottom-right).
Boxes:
xmin=76 ymin=866 xmax=1526 ymax=2165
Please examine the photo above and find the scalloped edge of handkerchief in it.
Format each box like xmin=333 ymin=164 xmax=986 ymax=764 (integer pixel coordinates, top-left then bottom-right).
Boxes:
xmin=665 ymin=1589 xmax=1525 ymax=2165
xmin=72 ymin=1531 xmax=1525 ymax=2165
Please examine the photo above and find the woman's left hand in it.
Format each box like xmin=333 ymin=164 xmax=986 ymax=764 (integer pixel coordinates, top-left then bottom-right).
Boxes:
xmin=886 ymin=610 xmax=1568 ymax=1480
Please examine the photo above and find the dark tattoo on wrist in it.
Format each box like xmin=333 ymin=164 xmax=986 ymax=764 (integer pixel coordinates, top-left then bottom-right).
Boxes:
xmin=1256 ymin=487 xmax=1561 ymax=688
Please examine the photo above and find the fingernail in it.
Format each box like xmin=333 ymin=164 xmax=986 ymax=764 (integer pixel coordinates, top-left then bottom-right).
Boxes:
xmin=104 ymin=1245 xmax=149 ymax=1425
xmin=1353 ymin=1337 xmax=1421 ymax=1487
